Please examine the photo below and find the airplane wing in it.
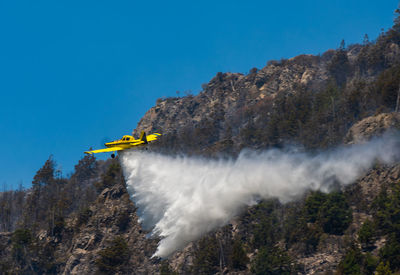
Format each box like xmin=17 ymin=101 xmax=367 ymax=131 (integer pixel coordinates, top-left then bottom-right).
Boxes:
xmin=85 ymin=147 xmax=125 ymax=155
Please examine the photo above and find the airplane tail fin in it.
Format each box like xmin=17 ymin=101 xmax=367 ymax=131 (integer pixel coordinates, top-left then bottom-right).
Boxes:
xmin=139 ymin=131 xmax=148 ymax=144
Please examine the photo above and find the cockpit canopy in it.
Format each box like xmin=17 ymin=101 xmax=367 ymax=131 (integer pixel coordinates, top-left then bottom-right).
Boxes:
xmin=121 ymin=135 xmax=132 ymax=141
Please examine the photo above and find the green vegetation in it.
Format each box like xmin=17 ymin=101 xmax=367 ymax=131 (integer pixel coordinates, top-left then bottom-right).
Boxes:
xmin=284 ymin=212 xmax=322 ymax=254
xmin=363 ymin=253 xmax=379 ymax=274
xmin=116 ymin=210 xmax=131 ymax=231
xmin=0 ymin=260 xmax=11 ymax=275
xmin=12 ymin=228 xmax=32 ymax=250
xmin=230 ymin=238 xmax=249 ymax=270
xmin=358 ymin=219 xmax=375 ymax=248
xmin=304 ymin=191 xmax=352 ymax=235
xmin=379 ymin=233 xmax=400 ymax=271
xmin=32 ymin=156 xmax=57 ymax=188
xmin=337 ymin=246 xmax=380 ymax=275
xmin=373 ymin=185 xmax=400 ymax=236
xmin=95 ymin=162 xmax=122 ymax=192
xmin=337 ymin=246 xmax=363 ymax=275
xmin=375 ymin=261 xmax=392 ymax=275
xmin=372 ymin=184 xmax=400 ymax=271
xmin=304 ymin=191 xmax=328 ymax=223
xmin=2 ymin=8 xmax=400 ymax=274
xmin=283 ymin=191 xmax=352 ymax=257
xmin=96 ymin=236 xmax=130 ymax=274
xmin=251 ymin=203 xmax=280 ymax=249
xmin=159 ymin=260 xmax=178 ymax=275
xmin=319 ymin=192 xmax=353 ymax=235
xmin=76 ymin=207 xmax=92 ymax=227
xmin=73 ymin=153 xmax=97 ymax=182
xmin=328 ymin=48 xmax=351 ymax=85
xmin=191 ymin=233 xmax=250 ymax=273
xmin=11 ymin=228 xmax=32 ymax=263
xmin=374 ymin=65 xmax=400 ymax=110
xmin=192 ymin=235 xmax=220 ymax=275
xmin=251 ymin=246 xmax=295 ymax=275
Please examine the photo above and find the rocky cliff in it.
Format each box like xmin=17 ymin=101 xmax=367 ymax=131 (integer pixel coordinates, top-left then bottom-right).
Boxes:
xmin=1 ymin=14 xmax=400 ymax=275
xmin=134 ymin=37 xmax=400 ymax=153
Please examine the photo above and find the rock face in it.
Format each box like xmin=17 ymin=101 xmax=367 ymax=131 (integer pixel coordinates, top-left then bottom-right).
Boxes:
xmin=0 ymin=178 xmax=161 ymax=275
xmin=60 ymin=183 xmax=158 ymax=274
xmin=134 ymin=37 xmax=400 ymax=153
xmin=345 ymin=112 xmax=400 ymax=144
xmin=3 ymin=24 xmax=400 ymax=274
xmin=134 ymin=55 xmax=328 ymax=147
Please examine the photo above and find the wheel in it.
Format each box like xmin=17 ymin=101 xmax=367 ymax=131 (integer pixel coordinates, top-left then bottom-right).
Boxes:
xmin=111 ymin=153 xmax=115 ymax=159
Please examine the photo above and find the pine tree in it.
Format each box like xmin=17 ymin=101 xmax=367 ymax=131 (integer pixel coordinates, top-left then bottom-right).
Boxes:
xmin=363 ymin=34 xmax=369 ymax=45
xmin=393 ymin=6 xmax=400 ymax=32
xmin=231 ymin=238 xmax=248 ymax=270
xmin=339 ymin=39 xmax=346 ymax=51
xmin=32 ymin=156 xmax=56 ymax=189
xmin=73 ymin=154 xmax=97 ymax=182
xmin=375 ymin=261 xmax=392 ymax=275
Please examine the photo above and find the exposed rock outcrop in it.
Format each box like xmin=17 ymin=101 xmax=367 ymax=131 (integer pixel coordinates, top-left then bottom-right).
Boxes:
xmin=3 ymin=20 xmax=400 ymax=275
xmin=345 ymin=112 xmax=400 ymax=144
xmin=60 ymin=183 xmax=158 ymax=274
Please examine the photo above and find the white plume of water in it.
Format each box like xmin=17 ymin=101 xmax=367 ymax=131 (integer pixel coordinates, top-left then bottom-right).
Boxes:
xmin=120 ymin=132 xmax=400 ymax=258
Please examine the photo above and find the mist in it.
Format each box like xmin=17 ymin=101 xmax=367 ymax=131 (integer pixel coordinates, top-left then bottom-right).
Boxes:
xmin=120 ymin=132 xmax=400 ymax=258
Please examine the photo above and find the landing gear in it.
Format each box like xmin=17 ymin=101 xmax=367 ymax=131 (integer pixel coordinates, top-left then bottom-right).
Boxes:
xmin=111 ymin=153 xmax=115 ymax=159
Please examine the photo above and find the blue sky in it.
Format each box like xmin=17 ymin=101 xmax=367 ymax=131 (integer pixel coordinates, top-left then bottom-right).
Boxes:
xmin=0 ymin=0 xmax=398 ymax=189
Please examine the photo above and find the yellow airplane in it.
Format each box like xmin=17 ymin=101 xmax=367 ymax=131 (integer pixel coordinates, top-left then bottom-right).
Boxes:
xmin=85 ymin=131 xmax=161 ymax=158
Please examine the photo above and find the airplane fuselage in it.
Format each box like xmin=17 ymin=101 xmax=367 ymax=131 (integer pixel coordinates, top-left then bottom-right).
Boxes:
xmin=85 ymin=132 xmax=161 ymax=157
xmin=105 ymin=135 xmax=140 ymax=149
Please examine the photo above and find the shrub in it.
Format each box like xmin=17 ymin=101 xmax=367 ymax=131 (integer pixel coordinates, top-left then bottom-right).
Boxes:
xmin=76 ymin=207 xmax=92 ymax=227
xmin=0 ymin=260 xmax=11 ymax=275
xmin=11 ymin=228 xmax=32 ymax=261
xmin=247 ymin=201 xmax=280 ymax=250
xmin=319 ymin=192 xmax=352 ymax=235
xmin=374 ymin=65 xmax=400 ymax=110
xmin=363 ymin=252 xmax=379 ymax=274
xmin=160 ymin=260 xmax=178 ymax=275
xmin=73 ymin=154 xmax=97 ymax=182
xmin=358 ymin=219 xmax=375 ymax=248
xmin=95 ymin=162 xmax=122 ymax=192
xmin=375 ymin=261 xmax=392 ymax=275
xmin=305 ymin=191 xmax=352 ymax=235
xmin=52 ymin=215 xmax=65 ymax=237
xmin=116 ymin=211 xmax=131 ymax=231
xmin=337 ymin=247 xmax=363 ymax=275
xmin=12 ymin=228 xmax=32 ymax=249
xmin=304 ymin=191 xmax=328 ymax=223
xmin=379 ymin=233 xmax=400 ymax=271
xmin=283 ymin=202 xmax=322 ymax=254
xmin=373 ymin=184 xmax=400 ymax=237
xmin=230 ymin=238 xmax=248 ymax=270
xmin=96 ymin=236 xmax=130 ymax=274
xmin=337 ymin=247 xmax=378 ymax=274
xmin=192 ymin=235 xmax=219 ymax=275
xmin=327 ymin=50 xmax=351 ymax=85
xmin=251 ymin=246 xmax=295 ymax=275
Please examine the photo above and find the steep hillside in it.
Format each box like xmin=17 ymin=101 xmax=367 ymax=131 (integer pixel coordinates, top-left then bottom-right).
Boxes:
xmin=155 ymin=112 xmax=400 ymax=274
xmin=135 ymin=30 xmax=400 ymax=153
xmin=1 ymin=11 xmax=400 ymax=275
